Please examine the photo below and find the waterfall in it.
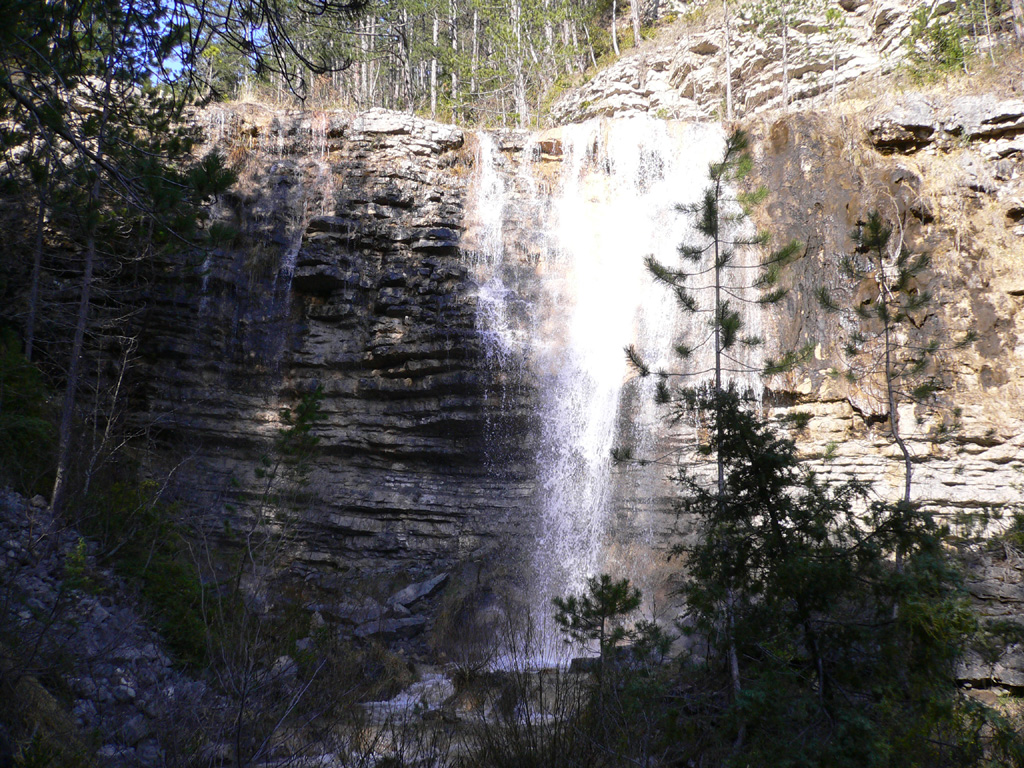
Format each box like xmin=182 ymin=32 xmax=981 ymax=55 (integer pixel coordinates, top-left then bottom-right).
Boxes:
xmin=468 ymin=117 xmax=765 ymax=663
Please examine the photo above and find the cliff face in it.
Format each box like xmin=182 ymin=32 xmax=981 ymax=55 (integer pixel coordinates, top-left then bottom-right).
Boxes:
xmin=550 ymin=0 xmax=1001 ymax=123
xmin=131 ymin=66 xmax=1023 ymax=676
xmin=137 ymin=106 xmax=536 ymax=603
xmin=750 ymin=99 xmax=1024 ymax=686
xmin=753 ymin=93 xmax=1024 ymax=522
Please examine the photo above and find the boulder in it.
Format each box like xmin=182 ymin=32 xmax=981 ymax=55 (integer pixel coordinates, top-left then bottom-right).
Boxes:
xmin=387 ymin=573 xmax=449 ymax=608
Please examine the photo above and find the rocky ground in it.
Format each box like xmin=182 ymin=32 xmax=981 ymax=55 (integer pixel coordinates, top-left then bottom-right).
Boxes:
xmin=0 ymin=488 xmax=213 ymax=767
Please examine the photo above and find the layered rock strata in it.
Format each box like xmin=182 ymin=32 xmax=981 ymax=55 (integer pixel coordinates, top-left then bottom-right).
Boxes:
xmin=136 ymin=106 xmax=537 ymax=607
xmin=130 ymin=91 xmax=1024 ymax=679
xmin=749 ymin=94 xmax=1024 ymax=525
xmin=551 ymin=0 xmax=991 ymax=123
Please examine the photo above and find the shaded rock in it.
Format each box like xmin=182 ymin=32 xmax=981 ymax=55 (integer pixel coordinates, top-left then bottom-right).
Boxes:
xmin=387 ymin=573 xmax=449 ymax=607
xmin=121 ymin=714 xmax=150 ymax=746
xmin=353 ymin=616 xmax=429 ymax=638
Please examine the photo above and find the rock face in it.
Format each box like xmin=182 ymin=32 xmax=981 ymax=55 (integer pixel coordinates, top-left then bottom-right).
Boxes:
xmin=961 ymin=544 xmax=1024 ymax=688
xmin=129 ymin=90 xmax=1024 ymax=677
xmin=744 ymin=95 xmax=1024 ymax=524
xmin=746 ymin=97 xmax=1024 ymax=684
xmin=551 ymin=0 xmax=962 ymax=123
xmin=136 ymin=105 xmax=536 ymax=605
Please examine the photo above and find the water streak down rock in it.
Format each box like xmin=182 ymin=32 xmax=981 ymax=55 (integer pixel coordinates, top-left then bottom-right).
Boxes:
xmin=137 ymin=106 xmax=536 ymax=605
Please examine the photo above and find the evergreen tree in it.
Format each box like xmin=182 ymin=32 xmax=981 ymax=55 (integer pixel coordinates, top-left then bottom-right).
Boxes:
xmin=817 ymin=210 xmax=976 ymax=507
xmin=672 ymin=390 xmax=1023 ymax=767
xmin=627 ymin=128 xmax=803 ymax=412
xmin=0 ymin=0 xmax=244 ymax=510
xmin=622 ymin=128 xmax=801 ymax=748
xmin=623 ymin=135 xmax=1019 ymax=767
xmin=553 ymin=573 xmax=641 ymax=665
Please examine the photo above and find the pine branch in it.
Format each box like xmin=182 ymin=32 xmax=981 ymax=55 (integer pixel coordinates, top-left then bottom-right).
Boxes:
xmin=762 ymin=343 xmax=814 ymax=376
xmin=675 ymin=286 xmax=699 ymax=313
xmin=646 ymin=254 xmax=680 ymax=285
xmin=757 ymin=287 xmax=788 ymax=305
xmin=625 ymin=344 xmax=651 ymax=377
xmin=817 ymin=286 xmax=839 ymax=312
xmin=678 ymin=243 xmax=708 ymax=262
xmin=675 ymin=342 xmax=694 ymax=359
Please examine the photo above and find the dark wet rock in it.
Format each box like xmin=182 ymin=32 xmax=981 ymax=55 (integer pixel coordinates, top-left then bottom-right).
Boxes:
xmin=388 ymin=573 xmax=449 ymax=607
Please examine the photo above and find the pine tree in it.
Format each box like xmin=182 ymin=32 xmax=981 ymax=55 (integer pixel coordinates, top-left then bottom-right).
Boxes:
xmin=672 ymin=390 xmax=1022 ymax=767
xmin=1 ymin=0 xmax=242 ymax=510
xmin=627 ymin=128 xmax=803 ymax=413
xmin=817 ymin=210 xmax=976 ymax=507
xmin=622 ymin=128 xmax=802 ymax=748
xmin=553 ymin=573 xmax=641 ymax=667
xmin=628 ymin=144 xmax=1017 ymax=766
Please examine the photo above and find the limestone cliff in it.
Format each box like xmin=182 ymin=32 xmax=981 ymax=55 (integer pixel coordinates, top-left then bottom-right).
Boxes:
xmin=129 ymin=55 xmax=1023 ymax=680
xmin=552 ymin=0 xmax=1003 ymax=123
xmin=136 ymin=106 xmax=536 ymax=615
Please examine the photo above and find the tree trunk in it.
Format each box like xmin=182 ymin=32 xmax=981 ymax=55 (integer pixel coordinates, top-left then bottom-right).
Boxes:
xmin=369 ymin=16 xmax=377 ymax=105
xmin=724 ymin=0 xmax=733 ymax=120
xmin=611 ymin=0 xmax=621 ymax=56
xmin=781 ymin=20 xmax=789 ymax=108
xmin=52 ymin=61 xmax=116 ymax=511
xmin=584 ymin=25 xmax=598 ymax=68
xmin=450 ymin=0 xmax=458 ymax=110
xmin=982 ymin=0 xmax=995 ymax=63
xmin=52 ymin=193 xmax=98 ymax=512
xmin=26 ymin=160 xmax=51 ymax=362
xmin=360 ymin=19 xmax=369 ymax=106
xmin=430 ymin=14 xmax=439 ymax=119
xmin=631 ymin=0 xmax=641 ymax=47
xmin=403 ymin=11 xmax=414 ymax=111
xmin=512 ymin=0 xmax=529 ymax=126
xmin=470 ymin=9 xmax=479 ymax=96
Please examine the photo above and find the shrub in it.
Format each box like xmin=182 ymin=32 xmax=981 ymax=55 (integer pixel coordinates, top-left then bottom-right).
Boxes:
xmin=0 ymin=328 xmax=56 ymax=495
xmin=77 ymin=481 xmax=209 ymax=667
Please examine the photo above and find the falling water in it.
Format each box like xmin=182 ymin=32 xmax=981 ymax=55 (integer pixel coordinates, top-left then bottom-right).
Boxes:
xmin=467 ymin=117 xmax=766 ymax=663
xmin=467 ymin=133 xmax=521 ymax=364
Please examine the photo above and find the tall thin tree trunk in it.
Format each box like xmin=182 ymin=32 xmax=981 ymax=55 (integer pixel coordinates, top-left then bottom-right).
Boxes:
xmin=450 ymin=0 xmax=458 ymax=110
xmin=512 ymin=0 xmax=529 ymax=126
xmin=630 ymin=0 xmax=641 ymax=47
xmin=52 ymin=52 xmax=117 ymax=511
xmin=712 ymin=168 xmax=743 ymax=751
xmin=430 ymin=14 xmax=439 ymax=119
xmin=471 ymin=9 xmax=479 ymax=96
xmin=544 ymin=0 xmax=556 ymax=71
xmin=26 ymin=157 xmax=51 ymax=362
xmin=369 ymin=16 xmax=377 ymax=105
xmin=611 ymin=0 xmax=621 ymax=56
xmin=403 ymin=10 xmax=414 ymax=111
xmin=584 ymin=25 xmax=598 ymax=68
xmin=982 ymin=0 xmax=995 ymax=63
xmin=724 ymin=0 xmax=733 ymax=120
xmin=52 ymin=190 xmax=98 ymax=512
xmin=360 ymin=18 xmax=369 ymax=106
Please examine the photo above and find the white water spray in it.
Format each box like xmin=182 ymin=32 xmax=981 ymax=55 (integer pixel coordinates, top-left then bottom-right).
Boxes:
xmin=467 ymin=117 xmax=766 ymax=663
